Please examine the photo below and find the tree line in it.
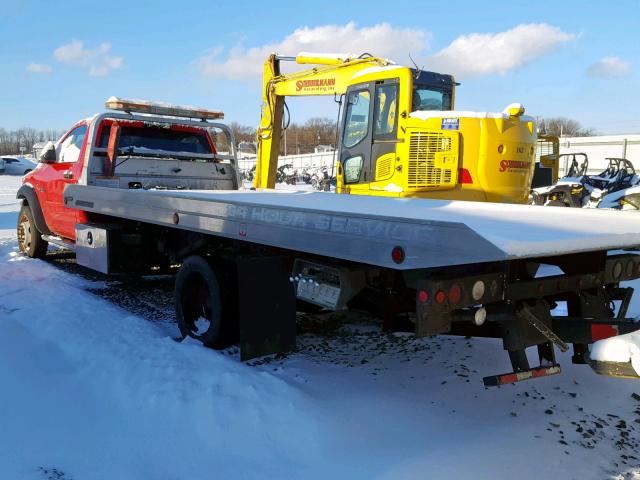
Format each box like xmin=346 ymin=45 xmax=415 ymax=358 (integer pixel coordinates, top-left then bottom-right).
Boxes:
xmin=538 ymin=117 xmax=595 ymax=137
xmin=228 ymin=117 xmax=339 ymax=156
xmin=0 ymin=115 xmax=595 ymax=158
xmin=0 ymin=128 xmax=64 ymax=156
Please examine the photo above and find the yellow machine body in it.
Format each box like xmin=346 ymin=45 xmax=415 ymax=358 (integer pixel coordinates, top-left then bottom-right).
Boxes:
xmin=255 ymin=53 xmax=536 ymax=204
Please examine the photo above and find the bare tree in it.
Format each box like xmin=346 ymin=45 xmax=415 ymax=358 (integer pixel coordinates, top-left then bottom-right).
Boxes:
xmin=228 ymin=122 xmax=256 ymax=147
xmin=0 ymin=127 xmax=63 ymax=155
xmin=539 ymin=117 xmax=596 ymax=137
xmin=280 ymin=117 xmax=337 ymax=155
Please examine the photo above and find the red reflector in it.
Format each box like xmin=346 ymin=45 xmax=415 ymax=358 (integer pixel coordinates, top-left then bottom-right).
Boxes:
xmin=435 ymin=290 xmax=446 ymax=304
xmin=448 ymin=284 xmax=462 ymax=304
xmin=391 ymin=246 xmax=405 ymax=264
xmin=459 ymin=168 xmax=473 ymax=184
xmin=591 ymin=324 xmax=619 ymax=341
xmin=418 ymin=290 xmax=429 ymax=303
xmin=483 ymin=365 xmax=561 ymax=387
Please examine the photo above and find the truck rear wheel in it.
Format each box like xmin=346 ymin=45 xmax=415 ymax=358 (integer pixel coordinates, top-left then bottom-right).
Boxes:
xmin=174 ymin=255 xmax=235 ymax=349
xmin=17 ymin=204 xmax=48 ymax=258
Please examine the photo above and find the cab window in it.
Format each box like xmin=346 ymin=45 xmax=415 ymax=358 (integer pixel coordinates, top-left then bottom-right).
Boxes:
xmin=59 ymin=125 xmax=88 ymax=163
xmin=343 ymin=90 xmax=370 ymax=148
xmin=412 ymin=86 xmax=452 ymax=111
xmin=373 ymin=83 xmax=398 ymax=139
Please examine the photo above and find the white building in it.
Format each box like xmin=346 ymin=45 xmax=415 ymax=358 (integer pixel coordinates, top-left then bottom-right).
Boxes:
xmin=559 ymin=134 xmax=640 ymax=175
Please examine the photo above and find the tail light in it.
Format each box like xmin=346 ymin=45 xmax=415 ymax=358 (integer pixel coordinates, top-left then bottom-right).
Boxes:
xmin=626 ymin=260 xmax=634 ymax=277
xmin=448 ymin=284 xmax=462 ymax=304
xmin=471 ymin=280 xmax=485 ymax=301
xmin=612 ymin=261 xmax=623 ymax=280
xmin=459 ymin=168 xmax=473 ymax=184
xmin=474 ymin=307 xmax=487 ymax=326
xmin=391 ymin=246 xmax=405 ymax=264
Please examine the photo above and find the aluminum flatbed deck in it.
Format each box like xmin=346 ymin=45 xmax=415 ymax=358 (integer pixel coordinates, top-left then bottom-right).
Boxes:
xmin=65 ymin=185 xmax=640 ymax=270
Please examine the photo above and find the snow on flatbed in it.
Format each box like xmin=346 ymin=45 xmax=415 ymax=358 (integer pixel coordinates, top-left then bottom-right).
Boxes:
xmin=68 ymin=185 xmax=640 ymax=270
xmin=167 ymin=188 xmax=640 ymax=256
xmin=2 ymin=175 xmax=640 ymax=479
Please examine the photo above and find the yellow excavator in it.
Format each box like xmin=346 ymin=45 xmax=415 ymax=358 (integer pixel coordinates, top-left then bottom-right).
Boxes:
xmin=254 ymin=52 xmax=537 ymax=203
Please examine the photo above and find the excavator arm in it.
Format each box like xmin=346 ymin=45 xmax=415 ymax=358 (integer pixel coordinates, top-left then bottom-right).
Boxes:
xmin=254 ymin=53 xmax=392 ymax=189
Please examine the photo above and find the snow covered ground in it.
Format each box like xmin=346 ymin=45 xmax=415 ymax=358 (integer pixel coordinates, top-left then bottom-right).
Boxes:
xmin=1 ymin=174 xmax=640 ymax=480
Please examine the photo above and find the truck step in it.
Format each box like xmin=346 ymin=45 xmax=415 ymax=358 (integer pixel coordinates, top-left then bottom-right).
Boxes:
xmin=41 ymin=235 xmax=76 ymax=252
xmin=483 ymin=365 xmax=561 ymax=387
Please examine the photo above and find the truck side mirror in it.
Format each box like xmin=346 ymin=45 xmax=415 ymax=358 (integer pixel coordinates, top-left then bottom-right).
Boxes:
xmin=39 ymin=142 xmax=57 ymax=163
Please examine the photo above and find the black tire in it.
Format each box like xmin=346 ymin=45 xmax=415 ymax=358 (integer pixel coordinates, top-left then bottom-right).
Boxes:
xmin=296 ymin=299 xmax=323 ymax=314
xmin=174 ymin=255 xmax=236 ymax=348
xmin=24 ymin=169 xmax=32 ymax=175
xmin=546 ymin=200 xmax=568 ymax=207
xmin=16 ymin=203 xmax=48 ymax=258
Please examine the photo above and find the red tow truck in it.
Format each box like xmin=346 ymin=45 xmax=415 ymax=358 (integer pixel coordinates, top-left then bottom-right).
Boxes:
xmin=16 ymin=97 xmax=640 ymax=386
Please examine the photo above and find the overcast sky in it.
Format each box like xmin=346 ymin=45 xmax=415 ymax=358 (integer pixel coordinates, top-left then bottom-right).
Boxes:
xmin=1 ymin=0 xmax=638 ymax=134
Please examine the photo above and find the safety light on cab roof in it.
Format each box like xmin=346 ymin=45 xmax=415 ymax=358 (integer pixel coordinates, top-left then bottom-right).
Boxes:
xmin=105 ymin=96 xmax=224 ymax=120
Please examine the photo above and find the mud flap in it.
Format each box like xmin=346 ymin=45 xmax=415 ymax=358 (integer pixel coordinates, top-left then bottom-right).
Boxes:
xmin=236 ymin=255 xmax=296 ymax=361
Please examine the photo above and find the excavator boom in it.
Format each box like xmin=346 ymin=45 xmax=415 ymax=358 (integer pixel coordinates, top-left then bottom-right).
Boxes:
xmin=254 ymin=53 xmax=392 ymax=188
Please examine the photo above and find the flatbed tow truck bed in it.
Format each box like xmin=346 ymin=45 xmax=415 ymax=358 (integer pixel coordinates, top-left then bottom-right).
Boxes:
xmin=65 ymin=184 xmax=640 ymax=269
xmin=62 ymin=184 xmax=640 ymax=386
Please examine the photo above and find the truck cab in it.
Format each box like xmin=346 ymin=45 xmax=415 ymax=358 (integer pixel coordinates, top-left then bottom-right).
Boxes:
xmin=17 ymin=98 xmax=238 ymax=253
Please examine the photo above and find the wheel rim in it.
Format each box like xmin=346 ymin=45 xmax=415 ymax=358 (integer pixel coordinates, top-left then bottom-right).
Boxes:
xmin=17 ymin=214 xmax=32 ymax=252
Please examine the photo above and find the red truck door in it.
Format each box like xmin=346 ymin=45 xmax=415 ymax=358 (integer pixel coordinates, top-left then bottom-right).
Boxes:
xmin=45 ymin=123 xmax=88 ymax=240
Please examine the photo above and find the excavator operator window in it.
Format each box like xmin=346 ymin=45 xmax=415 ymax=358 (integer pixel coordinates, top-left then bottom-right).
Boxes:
xmin=412 ymin=86 xmax=451 ymax=112
xmin=343 ymin=90 xmax=371 ymax=148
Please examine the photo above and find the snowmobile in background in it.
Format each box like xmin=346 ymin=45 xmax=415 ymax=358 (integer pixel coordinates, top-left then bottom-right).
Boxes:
xmin=300 ymin=167 xmax=312 ymax=184
xmin=531 ymin=155 xmax=640 ymax=209
xmin=242 ymin=165 xmax=256 ymax=182
xmin=587 ymin=158 xmax=639 ymax=210
xmin=309 ymin=166 xmax=336 ymax=191
xmin=276 ymin=164 xmax=296 ymax=184
xmin=530 ymin=153 xmax=590 ymax=207
xmin=587 ymin=158 xmax=636 ymax=194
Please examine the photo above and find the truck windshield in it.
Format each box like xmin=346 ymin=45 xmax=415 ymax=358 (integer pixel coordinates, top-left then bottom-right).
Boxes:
xmin=99 ymin=125 xmax=213 ymax=155
xmin=412 ymin=86 xmax=452 ymax=112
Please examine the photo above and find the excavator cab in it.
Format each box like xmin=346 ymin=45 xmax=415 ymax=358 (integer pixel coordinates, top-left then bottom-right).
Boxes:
xmin=337 ymin=71 xmax=457 ymax=196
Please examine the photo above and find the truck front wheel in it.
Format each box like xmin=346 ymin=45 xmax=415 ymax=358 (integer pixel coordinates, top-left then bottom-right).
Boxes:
xmin=17 ymin=204 xmax=48 ymax=258
xmin=174 ymin=255 xmax=234 ymax=349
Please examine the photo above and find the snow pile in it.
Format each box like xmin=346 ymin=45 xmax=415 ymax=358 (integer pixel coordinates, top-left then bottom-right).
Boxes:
xmin=2 ymin=175 xmax=640 ymax=479
xmin=591 ymin=331 xmax=640 ymax=375
xmin=0 ymin=240 xmax=320 ymax=479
